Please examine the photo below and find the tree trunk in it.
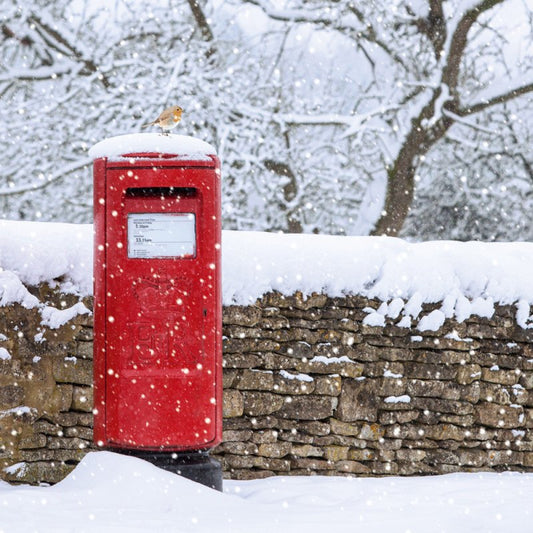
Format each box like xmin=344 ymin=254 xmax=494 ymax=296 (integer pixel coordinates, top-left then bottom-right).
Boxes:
xmin=371 ymin=92 xmax=453 ymax=236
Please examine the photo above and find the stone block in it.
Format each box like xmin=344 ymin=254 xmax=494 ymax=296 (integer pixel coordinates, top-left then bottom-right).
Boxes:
xmin=223 ymin=390 xmax=244 ymax=418
xmin=438 ymin=414 xmax=475 ymax=427
xmin=459 ymin=382 xmax=480 ymax=404
xmin=252 ymin=456 xmax=291 ymax=471
xmin=19 ymin=433 xmax=47 ymax=450
xmin=314 ymin=375 xmax=342 ymax=396
xmin=223 ymin=353 xmax=264 ymax=369
xmin=475 ymin=402 xmax=524 ymax=429
xmin=242 ymin=392 xmax=284 ymax=416
xmin=50 ymin=384 xmax=73 ymax=412
xmin=289 ymin=457 xmax=335 ymax=471
xmin=76 ymin=341 xmax=93 ymax=359
xmin=49 ymin=412 xmax=93 ymax=427
xmin=481 ymin=367 xmax=520 ymax=386
xmin=223 ymin=429 xmax=253 ymax=442
xmin=411 ymin=397 xmax=473 ymax=415
xmin=487 ymin=450 xmax=523 ymax=465
xmin=47 ymin=437 xmax=91 ymax=450
xmin=295 ymin=357 xmax=364 ymax=378
xmin=64 ymin=426 xmax=93 ymax=440
xmin=234 ymin=369 xmax=275 ymax=391
xmin=330 ymin=418 xmax=359 ymax=437
xmin=456 ymin=364 xmax=482 ymax=385
xmin=358 ymin=423 xmax=385 ymax=441
xmin=52 ymin=358 xmax=92 ymax=385
xmin=72 ymin=386 xmax=93 ymax=412
xmin=337 ymin=378 xmax=378 ymax=422
xmin=379 ymin=410 xmax=419 ymax=425
xmin=223 ymin=306 xmax=262 ymax=326
xmin=396 ymin=449 xmax=427 ymax=462
xmin=403 ymin=362 xmax=457 ymax=380
xmin=278 ymin=341 xmax=314 ymax=358
xmin=273 ymin=372 xmax=315 ymax=395
xmin=4 ymin=460 xmax=75 ymax=485
xmin=378 ymin=377 xmax=407 ymax=396
xmin=225 ymin=337 xmax=281 ymax=354
xmin=297 ymin=421 xmax=331 ymax=436
xmin=215 ymin=442 xmax=258 ymax=455
xmin=278 ymin=395 xmax=337 ymax=421
xmin=258 ymin=442 xmax=292 ymax=458
xmin=348 ymin=448 xmax=376 ymax=461
xmin=0 ymin=385 xmax=24 ymax=409
xmin=370 ymin=461 xmax=398 ymax=475
xmin=519 ymin=372 xmax=533 ymax=389
xmin=251 ymin=430 xmax=278 ymax=444
xmin=259 ymin=316 xmax=291 ymax=329
xmin=335 ymin=461 xmax=371 ymax=474
xmin=363 ymin=362 xmax=404 ymax=378
xmin=523 ymin=452 xmax=533 ymax=467
xmin=478 ymin=382 xmax=511 ymax=405
xmin=223 ymin=369 xmax=238 ymax=388
xmin=278 ymin=430 xmax=314 ymax=444
xmin=324 ymin=445 xmax=349 ymax=462
xmin=422 ymin=424 xmax=469 ymax=441
xmin=291 ymin=444 xmax=324 ymax=457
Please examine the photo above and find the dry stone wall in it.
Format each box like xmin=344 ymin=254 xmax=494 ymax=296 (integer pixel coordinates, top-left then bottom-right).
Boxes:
xmin=213 ymin=292 xmax=533 ymax=478
xmin=0 ymin=286 xmax=95 ymax=484
xmin=1 ymin=286 xmax=533 ymax=484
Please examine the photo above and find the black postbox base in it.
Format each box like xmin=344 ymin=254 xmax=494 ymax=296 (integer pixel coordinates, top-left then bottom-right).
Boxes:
xmin=116 ymin=449 xmax=223 ymax=491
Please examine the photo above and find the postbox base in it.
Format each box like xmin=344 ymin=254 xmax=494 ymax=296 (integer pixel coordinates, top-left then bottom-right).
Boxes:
xmin=116 ymin=449 xmax=223 ymax=491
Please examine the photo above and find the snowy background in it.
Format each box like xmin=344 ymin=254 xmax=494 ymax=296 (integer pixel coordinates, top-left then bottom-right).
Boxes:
xmin=1 ymin=0 xmax=533 ymax=240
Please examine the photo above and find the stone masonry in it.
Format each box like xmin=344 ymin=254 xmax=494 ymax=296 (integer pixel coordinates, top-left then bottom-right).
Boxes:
xmin=1 ymin=286 xmax=533 ymax=484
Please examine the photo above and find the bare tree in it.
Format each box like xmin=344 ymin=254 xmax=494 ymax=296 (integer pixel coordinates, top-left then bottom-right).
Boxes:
xmin=241 ymin=0 xmax=533 ymax=237
xmin=1 ymin=0 xmax=532 ymax=241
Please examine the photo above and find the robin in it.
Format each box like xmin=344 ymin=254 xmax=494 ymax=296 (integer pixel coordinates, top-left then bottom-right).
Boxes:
xmin=142 ymin=105 xmax=183 ymax=134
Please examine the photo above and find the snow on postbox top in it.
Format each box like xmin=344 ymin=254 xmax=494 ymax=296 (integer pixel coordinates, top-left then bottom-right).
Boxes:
xmin=88 ymin=133 xmax=217 ymax=162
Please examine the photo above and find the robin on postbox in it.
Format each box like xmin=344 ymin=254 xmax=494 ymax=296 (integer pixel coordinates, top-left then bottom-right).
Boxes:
xmin=142 ymin=105 xmax=183 ymax=134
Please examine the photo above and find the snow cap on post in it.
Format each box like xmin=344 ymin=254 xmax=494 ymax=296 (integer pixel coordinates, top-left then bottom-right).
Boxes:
xmin=88 ymin=133 xmax=217 ymax=161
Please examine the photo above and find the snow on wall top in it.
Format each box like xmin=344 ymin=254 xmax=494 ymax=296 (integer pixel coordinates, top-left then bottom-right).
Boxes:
xmin=222 ymin=231 xmax=533 ymax=306
xmin=88 ymin=133 xmax=216 ymax=161
xmin=0 ymin=221 xmax=532 ymax=328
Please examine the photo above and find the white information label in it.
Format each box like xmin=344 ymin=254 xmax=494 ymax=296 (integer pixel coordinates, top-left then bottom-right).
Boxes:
xmin=128 ymin=213 xmax=196 ymax=258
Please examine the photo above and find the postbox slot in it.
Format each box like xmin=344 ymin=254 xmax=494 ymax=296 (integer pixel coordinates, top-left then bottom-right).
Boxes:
xmin=125 ymin=187 xmax=197 ymax=199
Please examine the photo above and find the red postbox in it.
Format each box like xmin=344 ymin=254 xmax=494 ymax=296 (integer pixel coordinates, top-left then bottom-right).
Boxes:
xmin=90 ymin=134 xmax=222 ymax=459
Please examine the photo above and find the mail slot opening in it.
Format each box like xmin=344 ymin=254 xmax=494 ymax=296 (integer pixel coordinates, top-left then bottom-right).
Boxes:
xmin=127 ymin=212 xmax=196 ymax=259
xmin=125 ymin=187 xmax=197 ymax=199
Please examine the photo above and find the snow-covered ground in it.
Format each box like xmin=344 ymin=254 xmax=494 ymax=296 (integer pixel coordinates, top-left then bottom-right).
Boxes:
xmin=0 ymin=451 xmax=532 ymax=532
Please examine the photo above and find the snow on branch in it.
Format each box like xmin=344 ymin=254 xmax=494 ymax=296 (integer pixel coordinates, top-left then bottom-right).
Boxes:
xmin=457 ymin=81 xmax=533 ymax=117
xmin=0 ymin=158 xmax=92 ymax=196
xmin=0 ymin=64 xmax=72 ymax=83
xmin=235 ymin=103 xmax=398 ymax=138
xmin=440 ymin=0 xmax=505 ymax=90
xmin=28 ymin=14 xmax=110 ymax=88
xmin=442 ymin=109 xmax=501 ymax=135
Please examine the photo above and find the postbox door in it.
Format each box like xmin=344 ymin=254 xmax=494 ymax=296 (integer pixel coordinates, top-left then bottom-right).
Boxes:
xmin=102 ymin=168 xmax=220 ymax=450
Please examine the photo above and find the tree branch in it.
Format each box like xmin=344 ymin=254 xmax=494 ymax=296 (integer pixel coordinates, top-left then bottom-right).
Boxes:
xmin=457 ymin=81 xmax=533 ymax=116
xmin=28 ymin=15 xmax=111 ymax=89
xmin=186 ymin=0 xmax=216 ymax=58
xmin=0 ymin=159 xmax=91 ymax=196
xmin=441 ymin=0 xmax=505 ymax=94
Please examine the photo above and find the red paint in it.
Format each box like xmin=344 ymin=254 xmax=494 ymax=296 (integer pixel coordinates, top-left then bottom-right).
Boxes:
xmin=93 ymin=153 xmax=222 ymax=451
